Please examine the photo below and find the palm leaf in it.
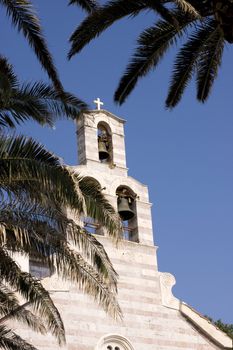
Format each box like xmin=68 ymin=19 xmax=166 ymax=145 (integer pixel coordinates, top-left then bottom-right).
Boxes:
xmin=52 ymin=244 xmax=122 ymax=319
xmin=0 ymin=135 xmax=122 ymax=240
xmin=173 ymin=0 xmax=200 ymax=17
xmin=0 ymin=135 xmax=86 ymax=212
xmin=4 ymin=82 xmax=87 ymax=128
xmin=0 ymin=0 xmax=63 ymax=92
xmin=0 ymin=56 xmax=18 ymax=93
xmin=68 ymin=0 xmax=174 ymax=58
xmin=196 ymin=26 xmax=224 ymax=101
xmin=0 ymin=57 xmax=87 ymax=129
xmin=78 ymin=175 xmax=122 ymax=240
xmin=114 ymin=12 xmax=191 ymax=104
xmin=0 ymin=284 xmax=46 ymax=334
xmin=166 ymin=19 xmax=217 ymax=108
xmin=0 ymin=200 xmax=119 ymax=289
xmin=0 ymin=247 xmax=65 ymax=344
xmin=0 ymin=326 xmax=38 ymax=350
xmin=1 ymin=225 xmax=121 ymax=319
xmin=68 ymin=0 xmax=99 ymax=13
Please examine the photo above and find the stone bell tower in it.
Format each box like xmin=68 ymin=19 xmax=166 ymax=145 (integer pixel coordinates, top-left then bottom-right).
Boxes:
xmin=15 ymin=100 xmax=233 ymax=350
xmin=67 ymin=100 xmax=231 ymax=350
xmin=76 ymin=101 xmax=154 ymax=246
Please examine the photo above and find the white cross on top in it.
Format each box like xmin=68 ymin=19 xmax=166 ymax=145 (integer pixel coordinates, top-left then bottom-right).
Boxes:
xmin=94 ymin=97 xmax=104 ymax=110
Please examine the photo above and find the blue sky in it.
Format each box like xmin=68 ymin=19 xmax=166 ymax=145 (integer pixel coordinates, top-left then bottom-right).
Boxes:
xmin=2 ymin=1 xmax=233 ymax=323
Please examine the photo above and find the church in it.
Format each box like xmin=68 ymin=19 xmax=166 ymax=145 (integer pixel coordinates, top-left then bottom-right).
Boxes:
xmin=15 ymin=102 xmax=232 ymax=350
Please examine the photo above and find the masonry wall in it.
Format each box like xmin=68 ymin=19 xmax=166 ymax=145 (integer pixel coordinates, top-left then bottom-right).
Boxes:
xmin=12 ymin=236 xmax=221 ymax=350
xmin=10 ymin=110 xmax=228 ymax=350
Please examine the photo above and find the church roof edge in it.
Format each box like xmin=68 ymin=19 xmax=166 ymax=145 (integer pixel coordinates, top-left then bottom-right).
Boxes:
xmin=180 ymin=302 xmax=233 ymax=349
xmin=81 ymin=109 xmax=126 ymax=123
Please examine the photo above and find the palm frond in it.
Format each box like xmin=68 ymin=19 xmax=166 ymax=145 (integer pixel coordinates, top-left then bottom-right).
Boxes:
xmin=0 ymin=56 xmax=18 ymax=93
xmin=0 ymin=57 xmax=87 ymax=129
xmin=196 ymin=26 xmax=224 ymax=102
xmin=68 ymin=0 xmax=99 ymax=13
xmin=142 ymin=1 xmax=180 ymax=28
xmin=3 ymin=82 xmax=87 ymax=128
xmin=0 ymin=222 xmax=121 ymax=319
xmin=0 ymin=326 xmax=38 ymax=350
xmin=0 ymin=200 xmax=118 ymax=289
xmin=114 ymin=12 xmax=191 ymax=104
xmin=173 ymin=0 xmax=200 ymax=17
xmin=166 ymin=19 xmax=217 ymax=108
xmin=0 ymin=0 xmax=63 ymax=91
xmin=67 ymin=224 xmax=118 ymax=288
xmin=0 ymin=284 xmax=46 ymax=334
xmin=0 ymin=247 xmax=65 ymax=344
xmin=68 ymin=0 xmax=159 ymax=58
xmin=0 ymin=135 xmax=122 ymax=240
xmin=52 ymin=244 xmax=122 ymax=319
xmin=0 ymin=135 xmax=86 ymax=212
xmin=78 ymin=175 xmax=122 ymax=240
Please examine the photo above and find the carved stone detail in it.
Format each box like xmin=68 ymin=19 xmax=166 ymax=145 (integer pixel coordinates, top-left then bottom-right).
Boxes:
xmin=159 ymin=272 xmax=180 ymax=310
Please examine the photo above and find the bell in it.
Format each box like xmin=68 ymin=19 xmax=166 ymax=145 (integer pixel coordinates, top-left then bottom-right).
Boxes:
xmin=117 ymin=197 xmax=135 ymax=221
xmin=98 ymin=140 xmax=109 ymax=160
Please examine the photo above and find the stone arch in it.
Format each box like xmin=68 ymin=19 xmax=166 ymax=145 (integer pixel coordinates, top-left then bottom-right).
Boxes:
xmin=81 ymin=176 xmax=104 ymax=235
xmin=116 ymin=185 xmax=139 ymax=243
xmin=108 ymin=177 xmax=141 ymax=200
xmin=97 ymin=121 xmax=113 ymax=164
xmin=82 ymin=176 xmax=102 ymax=190
xmin=95 ymin=334 xmax=134 ymax=350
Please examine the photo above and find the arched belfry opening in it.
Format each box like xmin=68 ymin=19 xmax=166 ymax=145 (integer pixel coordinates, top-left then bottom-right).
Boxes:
xmin=97 ymin=122 xmax=112 ymax=163
xmin=82 ymin=176 xmax=104 ymax=236
xmin=116 ymin=186 xmax=139 ymax=242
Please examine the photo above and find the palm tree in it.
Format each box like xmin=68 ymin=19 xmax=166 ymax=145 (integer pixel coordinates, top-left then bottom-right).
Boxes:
xmin=0 ymin=0 xmax=66 ymax=92
xmin=0 ymin=56 xmax=87 ymax=128
xmin=68 ymin=0 xmax=232 ymax=108
xmin=0 ymin=57 xmax=123 ymax=349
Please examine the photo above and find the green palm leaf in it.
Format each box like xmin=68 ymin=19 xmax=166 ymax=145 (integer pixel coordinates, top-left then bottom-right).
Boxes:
xmin=1 ymin=224 xmax=121 ymax=319
xmin=68 ymin=0 xmax=179 ymax=59
xmin=0 ymin=0 xmax=63 ymax=91
xmin=114 ymin=12 xmax=191 ymax=104
xmin=166 ymin=19 xmax=217 ymax=108
xmin=53 ymin=244 xmax=122 ymax=319
xmin=0 ymin=135 xmax=86 ymax=212
xmin=0 ymin=326 xmax=38 ymax=350
xmin=0 ymin=200 xmax=119 ymax=289
xmin=0 ymin=135 xmax=122 ymax=239
xmin=0 ymin=57 xmax=87 ymax=129
xmin=69 ymin=0 xmax=99 ymax=13
xmin=0 ymin=284 xmax=46 ymax=334
xmin=0 ymin=247 xmax=65 ymax=344
xmin=78 ymin=175 xmax=122 ymax=240
xmin=196 ymin=27 xmax=224 ymax=101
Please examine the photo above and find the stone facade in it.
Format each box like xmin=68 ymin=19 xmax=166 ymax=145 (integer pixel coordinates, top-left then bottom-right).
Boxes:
xmin=12 ymin=109 xmax=232 ymax=350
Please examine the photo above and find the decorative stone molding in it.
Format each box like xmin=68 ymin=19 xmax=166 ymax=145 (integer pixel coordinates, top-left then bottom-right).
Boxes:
xmin=159 ymin=272 xmax=180 ymax=310
xmin=159 ymin=272 xmax=233 ymax=348
xmin=95 ymin=334 xmax=134 ymax=350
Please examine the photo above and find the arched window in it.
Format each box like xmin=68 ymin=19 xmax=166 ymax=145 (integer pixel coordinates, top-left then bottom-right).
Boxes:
xmin=96 ymin=334 xmax=134 ymax=350
xmin=116 ymin=186 xmax=139 ymax=242
xmin=97 ymin=122 xmax=112 ymax=164
xmin=82 ymin=177 xmax=104 ymax=236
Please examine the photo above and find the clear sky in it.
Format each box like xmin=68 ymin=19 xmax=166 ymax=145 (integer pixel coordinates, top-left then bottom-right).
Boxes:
xmin=2 ymin=1 xmax=233 ymax=323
